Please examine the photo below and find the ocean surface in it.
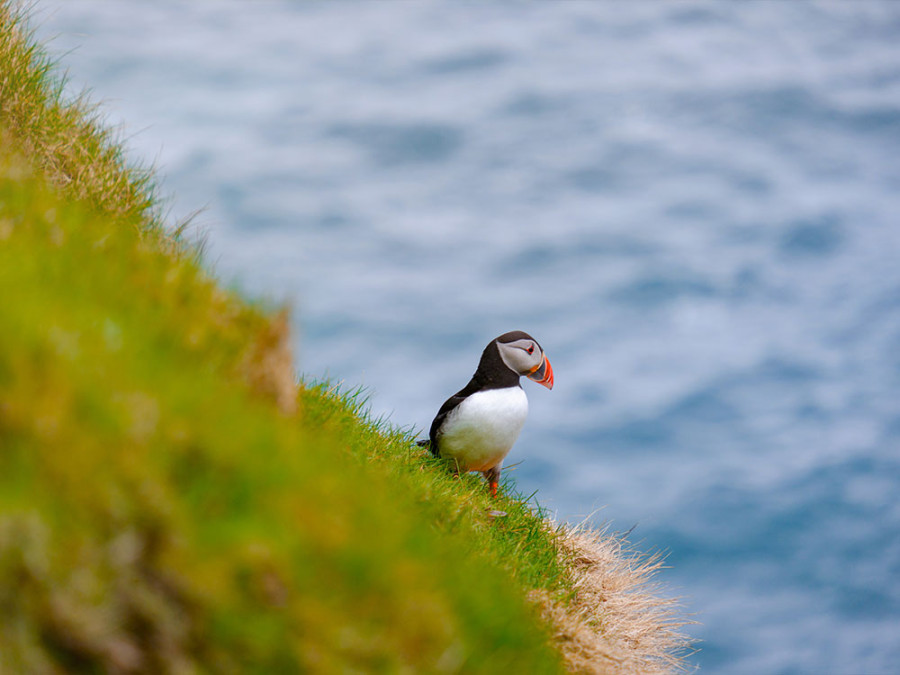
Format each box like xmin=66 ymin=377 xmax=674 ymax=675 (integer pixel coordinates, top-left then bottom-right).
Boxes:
xmin=33 ymin=3 xmax=900 ymax=673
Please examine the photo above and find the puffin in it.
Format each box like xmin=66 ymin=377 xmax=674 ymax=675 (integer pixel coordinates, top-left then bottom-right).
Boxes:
xmin=419 ymin=331 xmax=554 ymax=498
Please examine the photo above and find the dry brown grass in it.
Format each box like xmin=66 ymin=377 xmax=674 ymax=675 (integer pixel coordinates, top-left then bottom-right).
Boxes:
xmin=241 ymin=308 xmax=297 ymax=414
xmin=534 ymin=524 xmax=694 ymax=675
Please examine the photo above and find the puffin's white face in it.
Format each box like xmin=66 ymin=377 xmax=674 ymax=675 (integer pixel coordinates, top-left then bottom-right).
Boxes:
xmin=497 ymin=338 xmax=554 ymax=389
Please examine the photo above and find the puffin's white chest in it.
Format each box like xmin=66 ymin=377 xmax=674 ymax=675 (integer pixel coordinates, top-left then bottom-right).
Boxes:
xmin=438 ymin=386 xmax=528 ymax=473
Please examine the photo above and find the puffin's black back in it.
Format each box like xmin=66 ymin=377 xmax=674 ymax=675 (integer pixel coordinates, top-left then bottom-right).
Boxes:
xmin=427 ymin=333 xmax=532 ymax=456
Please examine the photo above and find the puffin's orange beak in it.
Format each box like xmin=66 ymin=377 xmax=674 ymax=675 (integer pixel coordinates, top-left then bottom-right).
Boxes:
xmin=527 ymin=355 xmax=554 ymax=390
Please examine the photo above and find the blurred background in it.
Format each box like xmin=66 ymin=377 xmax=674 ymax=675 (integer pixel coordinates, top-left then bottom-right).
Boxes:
xmin=35 ymin=2 xmax=900 ymax=673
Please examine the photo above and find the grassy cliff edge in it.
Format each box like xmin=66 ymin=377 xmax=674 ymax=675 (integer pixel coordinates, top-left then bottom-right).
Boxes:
xmin=0 ymin=5 xmax=689 ymax=673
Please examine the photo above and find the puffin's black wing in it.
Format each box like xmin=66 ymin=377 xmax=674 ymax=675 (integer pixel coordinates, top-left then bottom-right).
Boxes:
xmin=427 ymin=395 xmax=464 ymax=456
xmin=426 ymin=379 xmax=480 ymax=457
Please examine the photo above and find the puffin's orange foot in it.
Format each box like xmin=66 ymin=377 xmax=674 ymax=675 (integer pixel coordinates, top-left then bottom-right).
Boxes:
xmin=483 ymin=466 xmax=502 ymax=499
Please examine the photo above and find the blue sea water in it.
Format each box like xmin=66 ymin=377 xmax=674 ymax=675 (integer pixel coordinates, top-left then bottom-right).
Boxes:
xmin=33 ymin=2 xmax=900 ymax=673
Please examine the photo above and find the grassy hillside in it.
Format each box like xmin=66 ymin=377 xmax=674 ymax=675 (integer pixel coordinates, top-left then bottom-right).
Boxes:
xmin=0 ymin=4 xmax=688 ymax=673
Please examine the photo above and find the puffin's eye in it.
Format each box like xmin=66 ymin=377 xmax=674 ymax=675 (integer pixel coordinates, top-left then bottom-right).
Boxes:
xmin=526 ymin=345 xmax=534 ymax=355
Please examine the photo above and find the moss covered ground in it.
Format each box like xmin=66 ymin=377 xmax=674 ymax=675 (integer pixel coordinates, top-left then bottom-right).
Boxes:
xmin=0 ymin=5 xmax=576 ymax=672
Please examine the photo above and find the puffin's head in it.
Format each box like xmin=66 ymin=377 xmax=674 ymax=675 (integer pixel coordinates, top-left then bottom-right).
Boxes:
xmin=494 ymin=330 xmax=554 ymax=390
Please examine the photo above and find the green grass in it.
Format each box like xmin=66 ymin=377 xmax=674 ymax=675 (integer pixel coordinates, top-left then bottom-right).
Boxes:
xmin=0 ymin=5 xmax=575 ymax=672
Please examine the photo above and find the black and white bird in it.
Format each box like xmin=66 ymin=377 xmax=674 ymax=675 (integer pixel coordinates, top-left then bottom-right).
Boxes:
xmin=419 ymin=331 xmax=554 ymax=498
